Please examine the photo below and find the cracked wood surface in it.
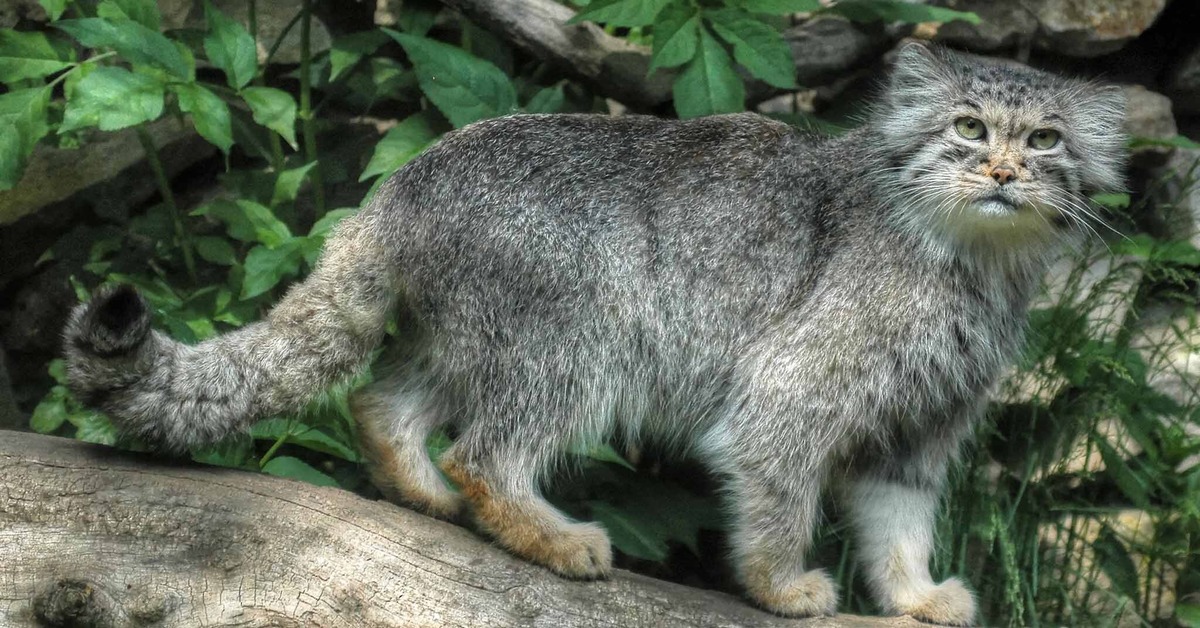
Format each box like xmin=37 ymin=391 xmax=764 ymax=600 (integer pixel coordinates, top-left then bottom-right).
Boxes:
xmin=0 ymin=432 xmax=919 ymax=627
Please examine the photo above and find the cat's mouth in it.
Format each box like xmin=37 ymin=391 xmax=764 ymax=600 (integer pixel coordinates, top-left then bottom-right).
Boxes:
xmin=975 ymin=193 xmax=1019 ymax=216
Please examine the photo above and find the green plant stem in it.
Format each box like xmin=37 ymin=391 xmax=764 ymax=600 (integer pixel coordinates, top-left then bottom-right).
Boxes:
xmin=259 ymin=419 xmax=294 ymax=468
xmin=246 ymin=0 xmax=286 ymax=173
xmin=136 ymin=127 xmax=197 ymax=284
xmin=48 ymin=51 xmax=117 ymax=90
xmin=299 ymin=0 xmax=326 ymax=222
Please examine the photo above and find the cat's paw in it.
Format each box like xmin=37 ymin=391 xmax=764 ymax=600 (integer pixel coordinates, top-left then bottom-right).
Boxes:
xmin=532 ymin=521 xmax=613 ymax=580
xmin=900 ymin=577 xmax=977 ymax=626
xmin=746 ymin=568 xmax=838 ymax=617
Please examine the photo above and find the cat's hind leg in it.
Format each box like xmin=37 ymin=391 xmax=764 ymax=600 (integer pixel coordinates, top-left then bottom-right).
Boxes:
xmin=351 ymin=367 xmax=464 ymax=521
xmin=845 ymin=420 xmax=977 ymax=626
xmin=439 ymin=407 xmax=612 ymax=579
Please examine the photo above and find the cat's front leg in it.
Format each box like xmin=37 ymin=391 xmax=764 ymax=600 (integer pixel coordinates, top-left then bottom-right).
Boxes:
xmin=846 ymin=420 xmax=978 ymax=626
xmin=705 ymin=406 xmax=840 ymax=618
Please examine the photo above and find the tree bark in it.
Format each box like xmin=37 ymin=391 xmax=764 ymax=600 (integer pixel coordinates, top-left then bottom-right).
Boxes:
xmin=0 ymin=432 xmax=918 ymax=628
xmin=441 ymin=0 xmax=675 ymax=111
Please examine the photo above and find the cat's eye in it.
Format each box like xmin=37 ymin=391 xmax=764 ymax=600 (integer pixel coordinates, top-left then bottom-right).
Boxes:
xmin=954 ymin=117 xmax=986 ymax=140
xmin=1029 ymin=129 xmax=1060 ymax=150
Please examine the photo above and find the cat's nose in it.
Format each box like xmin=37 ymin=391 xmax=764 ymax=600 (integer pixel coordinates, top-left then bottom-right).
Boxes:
xmin=989 ymin=165 xmax=1017 ymax=185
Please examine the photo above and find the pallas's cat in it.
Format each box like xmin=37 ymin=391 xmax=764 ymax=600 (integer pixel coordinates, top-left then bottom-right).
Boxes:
xmin=64 ymin=44 xmax=1124 ymax=625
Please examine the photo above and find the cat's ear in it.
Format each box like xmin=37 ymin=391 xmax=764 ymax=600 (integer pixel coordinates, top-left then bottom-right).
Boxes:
xmin=1072 ymin=83 xmax=1127 ymax=194
xmin=1084 ymin=84 xmax=1126 ymax=130
xmin=887 ymin=43 xmax=957 ymax=107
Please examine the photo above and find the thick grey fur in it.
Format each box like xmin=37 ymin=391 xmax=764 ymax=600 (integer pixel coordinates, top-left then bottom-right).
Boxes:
xmin=63 ymin=44 xmax=1125 ymax=625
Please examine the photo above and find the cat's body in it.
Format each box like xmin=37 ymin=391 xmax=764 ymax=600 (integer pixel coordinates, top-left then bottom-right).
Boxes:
xmin=63 ymin=45 xmax=1125 ymax=625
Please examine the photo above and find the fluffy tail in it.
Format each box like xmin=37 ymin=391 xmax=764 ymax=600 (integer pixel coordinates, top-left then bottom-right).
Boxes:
xmin=63 ymin=213 xmax=399 ymax=450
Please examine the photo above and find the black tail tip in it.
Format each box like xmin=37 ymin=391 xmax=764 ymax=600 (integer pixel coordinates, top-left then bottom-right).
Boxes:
xmin=67 ymin=285 xmax=152 ymax=357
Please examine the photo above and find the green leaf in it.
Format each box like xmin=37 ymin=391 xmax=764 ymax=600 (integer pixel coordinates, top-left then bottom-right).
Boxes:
xmin=0 ymin=86 xmax=50 ymax=191
xmin=569 ymin=443 xmax=637 ymax=471
xmin=0 ymin=30 xmax=75 ymax=81
xmin=261 ymin=455 xmax=340 ymax=487
xmin=39 ymin=0 xmax=68 ymax=21
xmin=395 ymin=0 xmax=441 ymax=35
xmin=1129 ymin=134 xmax=1200 ymax=150
xmin=74 ymin=413 xmax=118 ymax=445
xmin=589 ymin=500 xmax=670 ymax=560
xmin=241 ymin=241 xmax=304 ymax=299
xmin=828 ymin=0 xmax=980 ymax=24
xmin=524 ymin=83 xmax=565 ymax=114
xmin=251 ymin=419 xmax=361 ymax=462
xmin=48 ymin=359 xmax=67 ymax=385
xmin=707 ymin=9 xmax=796 ymax=88
xmin=360 ymin=112 xmax=439 ymax=181
xmin=191 ymin=439 xmax=255 ymax=468
xmin=737 ymin=0 xmax=822 ymax=14
xmin=172 ymin=83 xmax=233 ymax=153
xmin=194 ymin=235 xmax=237 ymax=265
xmin=384 ymin=30 xmax=517 ymax=128
xmin=60 ymin=67 xmax=164 ymax=132
xmin=329 ymin=30 xmax=389 ymax=82
xmin=673 ymin=27 xmax=744 ymax=119
xmin=1090 ymin=192 xmax=1130 ymax=210
xmin=1094 ymin=435 xmax=1150 ymax=509
xmin=568 ymin=0 xmax=672 ymax=27
xmin=194 ymin=199 xmax=292 ymax=247
xmin=241 ymin=86 xmax=298 ymax=147
xmin=1092 ymin=526 xmax=1141 ymax=603
xmin=97 ymin=0 xmax=161 ymax=30
xmin=649 ymin=3 xmax=700 ymax=72
xmin=204 ymin=0 xmax=257 ymax=90
xmin=55 ymin=18 xmax=193 ymax=80
xmin=30 ymin=395 xmax=67 ymax=433
xmin=1177 ymin=603 xmax=1200 ymax=628
xmin=271 ymin=161 xmax=318 ymax=206
xmin=427 ymin=429 xmax=452 ymax=461
xmin=308 ymin=208 xmax=356 ymax=238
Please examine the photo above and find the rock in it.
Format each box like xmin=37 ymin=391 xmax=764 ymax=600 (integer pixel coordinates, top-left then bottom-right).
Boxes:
xmin=930 ymin=0 xmax=1037 ymax=52
xmin=1166 ymin=45 xmax=1200 ymax=116
xmin=1122 ymin=84 xmax=1177 ymax=171
xmin=0 ymin=0 xmax=46 ymax=27
xmin=160 ymin=0 xmax=331 ymax=65
xmin=1146 ymin=147 xmax=1200 ymax=249
xmin=1040 ymin=510 xmax=1178 ymax=625
xmin=1031 ymin=0 xmax=1168 ymax=57
xmin=0 ymin=342 xmax=22 ymax=431
xmin=928 ymin=0 xmax=1166 ymax=57
xmin=374 ymin=0 xmax=401 ymax=26
xmin=1131 ymin=305 xmax=1200 ymax=473
xmin=785 ymin=17 xmax=892 ymax=87
xmin=0 ymin=117 xmax=210 ymax=226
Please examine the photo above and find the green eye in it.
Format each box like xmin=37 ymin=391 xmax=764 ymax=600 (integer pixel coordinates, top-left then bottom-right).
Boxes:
xmin=1029 ymin=129 xmax=1060 ymax=149
xmin=954 ymin=117 xmax=986 ymax=140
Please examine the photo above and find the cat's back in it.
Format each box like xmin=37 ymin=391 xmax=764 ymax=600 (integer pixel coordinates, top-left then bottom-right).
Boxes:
xmin=370 ymin=113 xmax=829 ymax=309
xmin=392 ymin=112 xmax=810 ymax=213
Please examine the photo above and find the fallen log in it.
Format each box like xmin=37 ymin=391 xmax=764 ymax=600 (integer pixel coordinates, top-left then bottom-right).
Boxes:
xmin=0 ymin=431 xmax=917 ymax=627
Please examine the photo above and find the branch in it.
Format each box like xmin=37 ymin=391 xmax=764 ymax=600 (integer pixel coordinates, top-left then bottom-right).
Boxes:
xmin=0 ymin=431 xmax=918 ymax=627
xmin=441 ymin=0 xmax=674 ymax=110
xmin=440 ymin=0 xmax=892 ymax=110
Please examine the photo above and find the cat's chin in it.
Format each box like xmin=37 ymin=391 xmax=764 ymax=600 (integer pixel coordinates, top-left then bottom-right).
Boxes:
xmin=974 ymin=197 xmax=1019 ymax=216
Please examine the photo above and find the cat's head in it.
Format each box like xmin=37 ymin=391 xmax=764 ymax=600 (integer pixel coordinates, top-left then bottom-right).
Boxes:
xmin=873 ymin=43 xmax=1126 ymax=250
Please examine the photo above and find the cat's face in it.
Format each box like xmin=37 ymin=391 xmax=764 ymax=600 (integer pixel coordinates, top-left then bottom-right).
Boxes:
xmin=876 ymin=44 xmax=1126 ymax=245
